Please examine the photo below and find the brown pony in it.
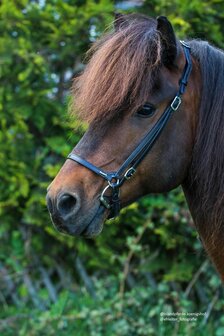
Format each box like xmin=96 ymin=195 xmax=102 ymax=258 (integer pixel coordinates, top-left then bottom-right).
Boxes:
xmin=46 ymin=14 xmax=224 ymax=281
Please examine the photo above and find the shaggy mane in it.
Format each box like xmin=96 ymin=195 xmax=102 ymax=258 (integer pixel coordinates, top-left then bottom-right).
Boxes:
xmin=71 ymin=14 xmax=162 ymax=124
xmin=189 ymin=40 xmax=224 ymax=231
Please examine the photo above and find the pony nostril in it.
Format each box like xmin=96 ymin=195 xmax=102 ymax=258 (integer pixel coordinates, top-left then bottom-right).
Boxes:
xmin=57 ymin=193 xmax=78 ymax=217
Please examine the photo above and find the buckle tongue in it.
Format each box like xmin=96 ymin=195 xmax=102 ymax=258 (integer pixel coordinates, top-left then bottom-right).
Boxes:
xmin=124 ymin=167 xmax=136 ymax=180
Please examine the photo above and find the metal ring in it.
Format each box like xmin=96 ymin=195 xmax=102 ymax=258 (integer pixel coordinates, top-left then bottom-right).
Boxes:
xmin=100 ymin=185 xmax=111 ymax=209
xmin=109 ymin=179 xmax=120 ymax=187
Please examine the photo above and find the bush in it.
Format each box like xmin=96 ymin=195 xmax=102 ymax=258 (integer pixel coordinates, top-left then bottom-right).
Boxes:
xmin=1 ymin=0 xmax=223 ymax=335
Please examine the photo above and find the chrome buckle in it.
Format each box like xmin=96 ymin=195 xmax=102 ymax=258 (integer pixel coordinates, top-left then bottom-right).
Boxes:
xmin=171 ymin=96 xmax=181 ymax=111
xmin=124 ymin=167 xmax=136 ymax=180
xmin=180 ymin=40 xmax=191 ymax=49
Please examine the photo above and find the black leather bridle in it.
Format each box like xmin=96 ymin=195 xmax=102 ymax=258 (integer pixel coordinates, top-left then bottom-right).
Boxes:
xmin=67 ymin=42 xmax=192 ymax=219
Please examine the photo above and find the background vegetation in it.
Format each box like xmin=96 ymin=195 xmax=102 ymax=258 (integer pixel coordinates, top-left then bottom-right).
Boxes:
xmin=0 ymin=0 xmax=224 ymax=335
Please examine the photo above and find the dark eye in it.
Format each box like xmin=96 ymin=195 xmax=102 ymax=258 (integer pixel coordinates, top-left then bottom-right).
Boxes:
xmin=136 ymin=103 xmax=156 ymax=118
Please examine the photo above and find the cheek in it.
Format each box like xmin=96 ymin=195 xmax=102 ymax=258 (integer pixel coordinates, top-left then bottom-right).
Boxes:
xmin=147 ymin=116 xmax=193 ymax=189
xmin=121 ymin=117 xmax=192 ymax=198
xmin=92 ymin=120 xmax=144 ymax=166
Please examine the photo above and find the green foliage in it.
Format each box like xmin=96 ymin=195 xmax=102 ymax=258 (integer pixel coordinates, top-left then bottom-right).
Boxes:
xmin=140 ymin=0 xmax=224 ymax=47
xmin=1 ymin=0 xmax=224 ymax=335
xmin=0 ymin=279 xmax=223 ymax=336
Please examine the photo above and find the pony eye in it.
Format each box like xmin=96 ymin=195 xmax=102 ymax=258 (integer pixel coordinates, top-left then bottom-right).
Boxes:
xmin=136 ymin=103 xmax=156 ymax=117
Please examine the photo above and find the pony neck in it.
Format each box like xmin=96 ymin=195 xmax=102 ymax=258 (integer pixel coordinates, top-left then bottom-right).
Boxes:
xmin=182 ymin=165 xmax=224 ymax=282
xmin=180 ymin=40 xmax=224 ymax=282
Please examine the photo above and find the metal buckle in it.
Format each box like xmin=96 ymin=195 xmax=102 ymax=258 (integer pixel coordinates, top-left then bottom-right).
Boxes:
xmin=171 ymin=96 xmax=181 ymax=111
xmin=124 ymin=167 xmax=136 ymax=180
xmin=180 ymin=40 xmax=190 ymax=49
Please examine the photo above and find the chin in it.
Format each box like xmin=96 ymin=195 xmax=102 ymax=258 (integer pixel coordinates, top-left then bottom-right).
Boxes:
xmin=51 ymin=205 xmax=107 ymax=238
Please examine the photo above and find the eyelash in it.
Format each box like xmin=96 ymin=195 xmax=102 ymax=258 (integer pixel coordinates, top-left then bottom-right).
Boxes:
xmin=136 ymin=103 xmax=156 ymax=118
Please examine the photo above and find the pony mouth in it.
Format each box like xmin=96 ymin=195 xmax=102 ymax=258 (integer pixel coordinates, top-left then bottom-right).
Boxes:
xmin=81 ymin=205 xmax=107 ymax=238
xmin=51 ymin=204 xmax=107 ymax=238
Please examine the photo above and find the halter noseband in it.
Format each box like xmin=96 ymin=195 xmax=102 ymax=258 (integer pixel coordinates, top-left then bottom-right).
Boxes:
xmin=67 ymin=42 xmax=192 ymax=219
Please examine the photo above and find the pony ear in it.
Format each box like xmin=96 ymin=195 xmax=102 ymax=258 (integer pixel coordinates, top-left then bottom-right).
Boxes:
xmin=114 ymin=12 xmax=125 ymax=31
xmin=156 ymin=16 xmax=177 ymax=66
